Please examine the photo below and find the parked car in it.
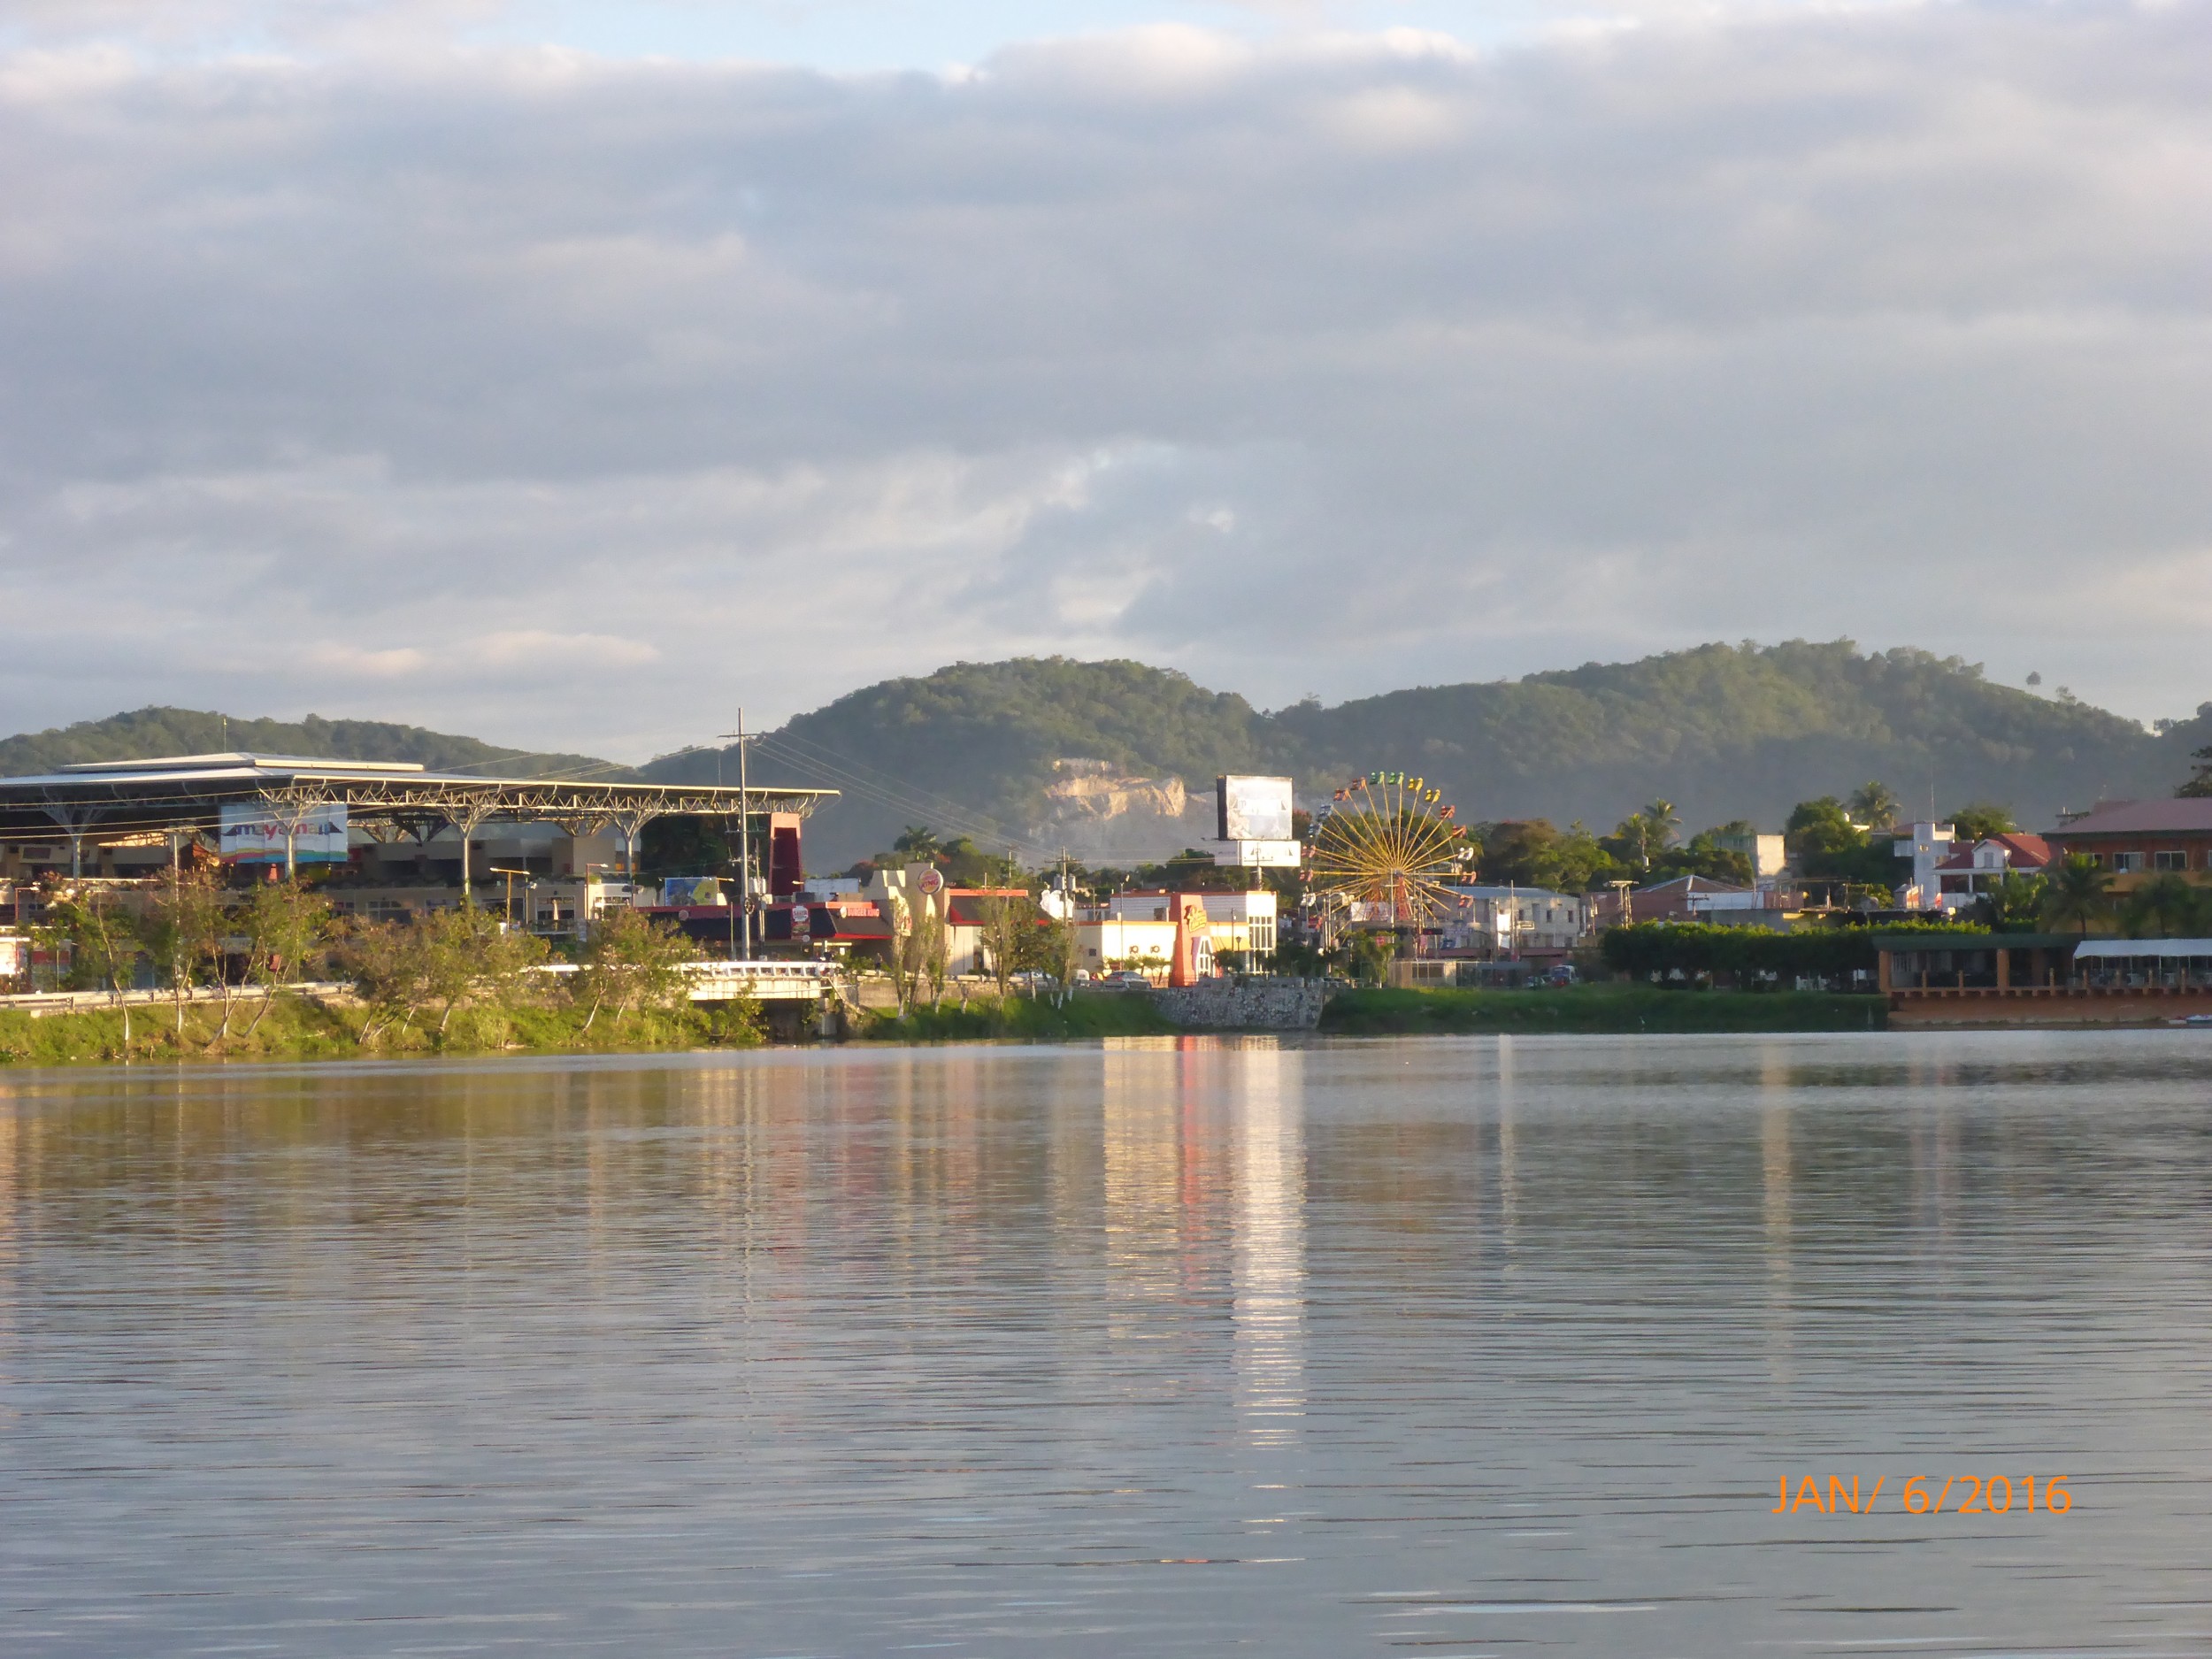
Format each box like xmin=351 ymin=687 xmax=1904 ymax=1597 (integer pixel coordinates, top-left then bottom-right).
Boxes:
xmin=1102 ymin=971 xmax=1154 ymax=989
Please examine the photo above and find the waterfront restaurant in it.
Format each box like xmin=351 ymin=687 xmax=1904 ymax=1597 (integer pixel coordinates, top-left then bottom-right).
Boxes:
xmin=1876 ymin=932 xmax=2212 ymax=1025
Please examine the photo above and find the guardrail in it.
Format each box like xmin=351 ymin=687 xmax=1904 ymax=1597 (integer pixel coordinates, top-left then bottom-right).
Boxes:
xmin=525 ymin=960 xmax=836 ymax=1002
xmin=0 ymin=981 xmax=353 ymax=1014
xmin=5 ymin=961 xmax=841 ymax=1015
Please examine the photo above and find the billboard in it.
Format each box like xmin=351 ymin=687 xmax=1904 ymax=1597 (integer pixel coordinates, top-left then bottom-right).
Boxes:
xmin=1212 ymin=840 xmax=1301 ymax=868
xmin=1217 ymin=774 xmax=1294 ymax=843
xmin=220 ymin=802 xmax=349 ymax=864
xmin=662 ymin=876 xmax=726 ymax=908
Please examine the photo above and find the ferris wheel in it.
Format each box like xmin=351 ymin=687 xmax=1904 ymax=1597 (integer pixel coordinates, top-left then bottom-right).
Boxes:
xmin=1302 ymin=770 xmax=1473 ymax=933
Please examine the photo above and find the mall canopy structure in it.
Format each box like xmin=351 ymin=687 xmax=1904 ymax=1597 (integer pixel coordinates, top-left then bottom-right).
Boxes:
xmin=0 ymin=753 xmax=836 ymax=883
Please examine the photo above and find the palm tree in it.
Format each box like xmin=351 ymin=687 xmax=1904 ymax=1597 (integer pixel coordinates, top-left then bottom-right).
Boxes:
xmin=2121 ymin=872 xmax=2206 ymax=940
xmin=1611 ymin=814 xmax=1653 ymax=873
xmin=1640 ymin=799 xmax=1680 ymax=854
xmin=1848 ymin=781 xmax=1901 ymax=830
xmin=892 ymin=825 xmax=943 ymax=862
xmin=2040 ymin=854 xmax=2113 ymax=938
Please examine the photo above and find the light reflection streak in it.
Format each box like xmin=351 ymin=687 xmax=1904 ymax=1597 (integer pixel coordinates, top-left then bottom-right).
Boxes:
xmin=1233 ymin=1041 xmax=1304 ymax=1450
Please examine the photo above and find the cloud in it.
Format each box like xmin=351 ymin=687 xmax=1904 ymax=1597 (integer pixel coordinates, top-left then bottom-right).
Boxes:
xmin=0 ymin=3 xmax=2208 ymax=759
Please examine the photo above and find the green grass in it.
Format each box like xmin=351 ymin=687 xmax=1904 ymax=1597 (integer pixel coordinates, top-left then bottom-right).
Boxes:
xmin=0 ymin=994 xmax=767 ymax=1066
xmin=1320 ymin=983 xmax=1887 ymax=1035
xmin=857 ymin=992 xmax=1179 ymax=1042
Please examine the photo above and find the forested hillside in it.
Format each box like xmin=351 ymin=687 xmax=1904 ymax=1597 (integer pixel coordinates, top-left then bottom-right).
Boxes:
xmin=647 ymin=644 xmax=2212 ymax=866
xmin=0 ymin=707 xmax=618 ymax=780
xmin=13 ymin=644 xmax=2205 ymax=872
xmin=1272 ymin=642 xmax=2201 ymax=833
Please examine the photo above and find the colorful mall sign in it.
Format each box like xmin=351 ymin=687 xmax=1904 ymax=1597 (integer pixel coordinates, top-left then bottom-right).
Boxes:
xmin=219 ymin=802 xmax=349 ymax=864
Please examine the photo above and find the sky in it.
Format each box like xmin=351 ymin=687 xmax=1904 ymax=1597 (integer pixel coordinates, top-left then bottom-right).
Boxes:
xmin=1 ymin=0 xmax=2208 ymax=761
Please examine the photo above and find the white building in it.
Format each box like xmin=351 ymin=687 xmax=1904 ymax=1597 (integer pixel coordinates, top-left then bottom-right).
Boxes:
xmin=1712 ymin=830 xmax=1788 ymax=878
xmin=1076 ymin=915 xmax=1180 ymax=979
xmin=1891 ymin=821 xmax=1959 ymax=911
xmin=1098 ymin=889 xmax=1277 ymax=957
xmin=1074 ymin=888 xmax=1279 ymax=979
xmin=1439 ymin=886 xmax=1588 ymax=959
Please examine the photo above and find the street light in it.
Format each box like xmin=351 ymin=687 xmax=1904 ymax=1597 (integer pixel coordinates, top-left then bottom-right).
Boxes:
xmin=488 ymin=866 xmax=532 ymax=931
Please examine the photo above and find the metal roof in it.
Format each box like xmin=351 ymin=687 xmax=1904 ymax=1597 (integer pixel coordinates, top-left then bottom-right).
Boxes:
xmin=0 ymin=752 xmax=836 ymax=848
xmin=2051 ymin=799 xmax=2212 ymax=835
xmin=2072 ymin=938 xmax=2212 ymax=958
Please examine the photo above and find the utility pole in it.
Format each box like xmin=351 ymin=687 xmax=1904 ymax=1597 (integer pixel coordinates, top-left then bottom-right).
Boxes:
xmin=718 ymin=712 xmax=755 ymax=961
xmin=1608 ymin=877 xmax=1636 ymax=928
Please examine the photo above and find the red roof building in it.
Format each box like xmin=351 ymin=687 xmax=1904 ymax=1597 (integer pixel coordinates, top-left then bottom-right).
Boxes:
xmin=1932 ymin=833 xmax=2053 ymax=897
xmin=2047 ymin=800 xmax=2212 ymax=890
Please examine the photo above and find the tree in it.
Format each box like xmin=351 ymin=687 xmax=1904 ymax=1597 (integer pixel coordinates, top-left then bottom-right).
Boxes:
xmin=1978 ymin=870 xmax=2048 ymax=933
xmin=895 ymin=896 xmax=947 ymax=1011
xmin=892 ymin=826 xmax=943 ymax=861
xmin=936 ymin=837 xmax=1002 ymax=888
xmin=1023 ymin=916 xmax=1083 ymax=1006
xmin=574 ymin=906 xmax=696 ymax=1032
xmin=1345 ymin=930 xmax=1396 ymax=986
xmin=1477 ymin=818 xmax=1624 ymax=893
xmin=42 ymin=887 xmax=146 ymax=1046
xmin=1947 ymin=803 xmax=2019 ymax=841
xmin=143 ymin=859 xmax=228 ymax=1038
xmin=1848 ymin=781 xmax=1901 ymax=829
xmin=1648 ymin=827 xmax=1755 ymax=887
xmin=1606 ymin=814 xmax=1654 ymax=873
xmin=236 ymin=877 xmax=334 ymax=1036
xmin=1785 ymin=798 xmax=1898 ymax=887
xmin=341 ymin=907 xmax=551 ymax=1044
xmin=2121 ymin=872 xmax=2208 ymax=940
xmin=2181 ymin=745 xmax=2212 ymax=799
xmin=2040 ymin=854 xmax=2112 ymax=937
xmin=340 ymin=916 xmax=443 ymax=1045
xmin=1641 ymin=799 xmax=1681 ymax=853
xmin=975 ymin=882 xmax=1034 ymax=997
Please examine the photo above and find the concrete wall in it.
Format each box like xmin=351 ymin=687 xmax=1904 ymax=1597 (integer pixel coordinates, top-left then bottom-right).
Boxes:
xmin=1151 ymin=978 xmax=1330 ymax=1030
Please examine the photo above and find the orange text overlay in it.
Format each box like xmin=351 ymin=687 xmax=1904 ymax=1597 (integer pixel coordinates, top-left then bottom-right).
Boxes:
xmin=1772 ymin=1475 xmax=2072 ymax=1516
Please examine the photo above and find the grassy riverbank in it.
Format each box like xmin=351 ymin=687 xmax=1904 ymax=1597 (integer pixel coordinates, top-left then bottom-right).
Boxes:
xmin=0 ymin=995 xmax=765 ymax=1065
xmin=857 ymin=993 xmax=1179 ymax=1042
xmin=3 ymin=981 xmax=1887 ymax=1066
xmin=1320 ymin=984 xmax=1887 ymax=1034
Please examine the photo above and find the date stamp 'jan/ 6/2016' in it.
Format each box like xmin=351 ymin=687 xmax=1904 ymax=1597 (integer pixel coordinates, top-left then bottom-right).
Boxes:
xmin=1773 ymin=1475 xmax=2073 ymax=1516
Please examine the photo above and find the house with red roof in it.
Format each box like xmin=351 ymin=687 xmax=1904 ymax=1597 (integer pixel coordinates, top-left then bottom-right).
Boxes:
xmin=1931 ymin=833 xmax=2054 ymax=901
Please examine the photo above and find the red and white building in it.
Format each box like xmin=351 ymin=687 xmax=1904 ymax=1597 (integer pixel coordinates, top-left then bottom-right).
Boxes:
xmin=1927 ymin=833 xmax=2054 ymax=903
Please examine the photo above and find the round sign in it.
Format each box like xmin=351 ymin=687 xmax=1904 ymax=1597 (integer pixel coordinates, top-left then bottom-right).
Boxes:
xmin=790 ymin=904 xmax=811 ymax=937
xmin=918 ymin=867 xmax=945 ymax=895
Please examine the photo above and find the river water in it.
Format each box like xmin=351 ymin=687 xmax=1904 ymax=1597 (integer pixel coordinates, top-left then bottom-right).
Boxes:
xmin=2 ymin=1031 xmax=2209 ymax=1655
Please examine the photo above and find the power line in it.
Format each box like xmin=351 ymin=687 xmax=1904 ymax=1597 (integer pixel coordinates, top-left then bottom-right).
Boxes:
xmin=749 ymin=732 xmax=1049 ymax=861
xmin=757 ymin=729 xmax=1016 ymax=833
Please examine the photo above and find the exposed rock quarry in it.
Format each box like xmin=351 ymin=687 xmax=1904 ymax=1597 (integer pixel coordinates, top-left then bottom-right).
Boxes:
xmin=1033 ymin=758 xmax=1218 ymax=864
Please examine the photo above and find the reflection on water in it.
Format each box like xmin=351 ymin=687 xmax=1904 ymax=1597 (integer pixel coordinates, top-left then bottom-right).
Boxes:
xmin=1 ymin=1031 xmax=2210 ymax=1655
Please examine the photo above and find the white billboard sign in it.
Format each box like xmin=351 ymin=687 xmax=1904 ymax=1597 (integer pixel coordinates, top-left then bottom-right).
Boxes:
xmin=1217 ymin=774 xmax=1294 ymax=843
xmin=220 ymin=802 xmax=349 ymax=864
xmin=1212 ymin=839 xmax=1302 ymax=868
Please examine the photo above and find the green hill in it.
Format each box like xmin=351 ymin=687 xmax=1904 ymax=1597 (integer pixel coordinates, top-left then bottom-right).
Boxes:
xmin=646 ymin=643 xmax=2212 ymax=867
xmin=13 ymin=644 xmax=2204 ymax=873
xmin=0 ymin=706 xmax=620 ymax=780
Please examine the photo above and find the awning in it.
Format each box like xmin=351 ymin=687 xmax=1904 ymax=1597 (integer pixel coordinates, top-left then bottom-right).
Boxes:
xmin=2071 ymin=939 xmax=2212 ymax=960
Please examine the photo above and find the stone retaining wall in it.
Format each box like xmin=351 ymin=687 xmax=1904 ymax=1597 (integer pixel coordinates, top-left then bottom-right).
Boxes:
xmin=1150 ymin=978 xmax=1332 ymax=1031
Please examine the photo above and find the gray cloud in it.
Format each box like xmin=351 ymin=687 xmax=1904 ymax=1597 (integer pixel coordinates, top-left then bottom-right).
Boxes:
xmin=1 ymin=6 xmax=2208 ymax=758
